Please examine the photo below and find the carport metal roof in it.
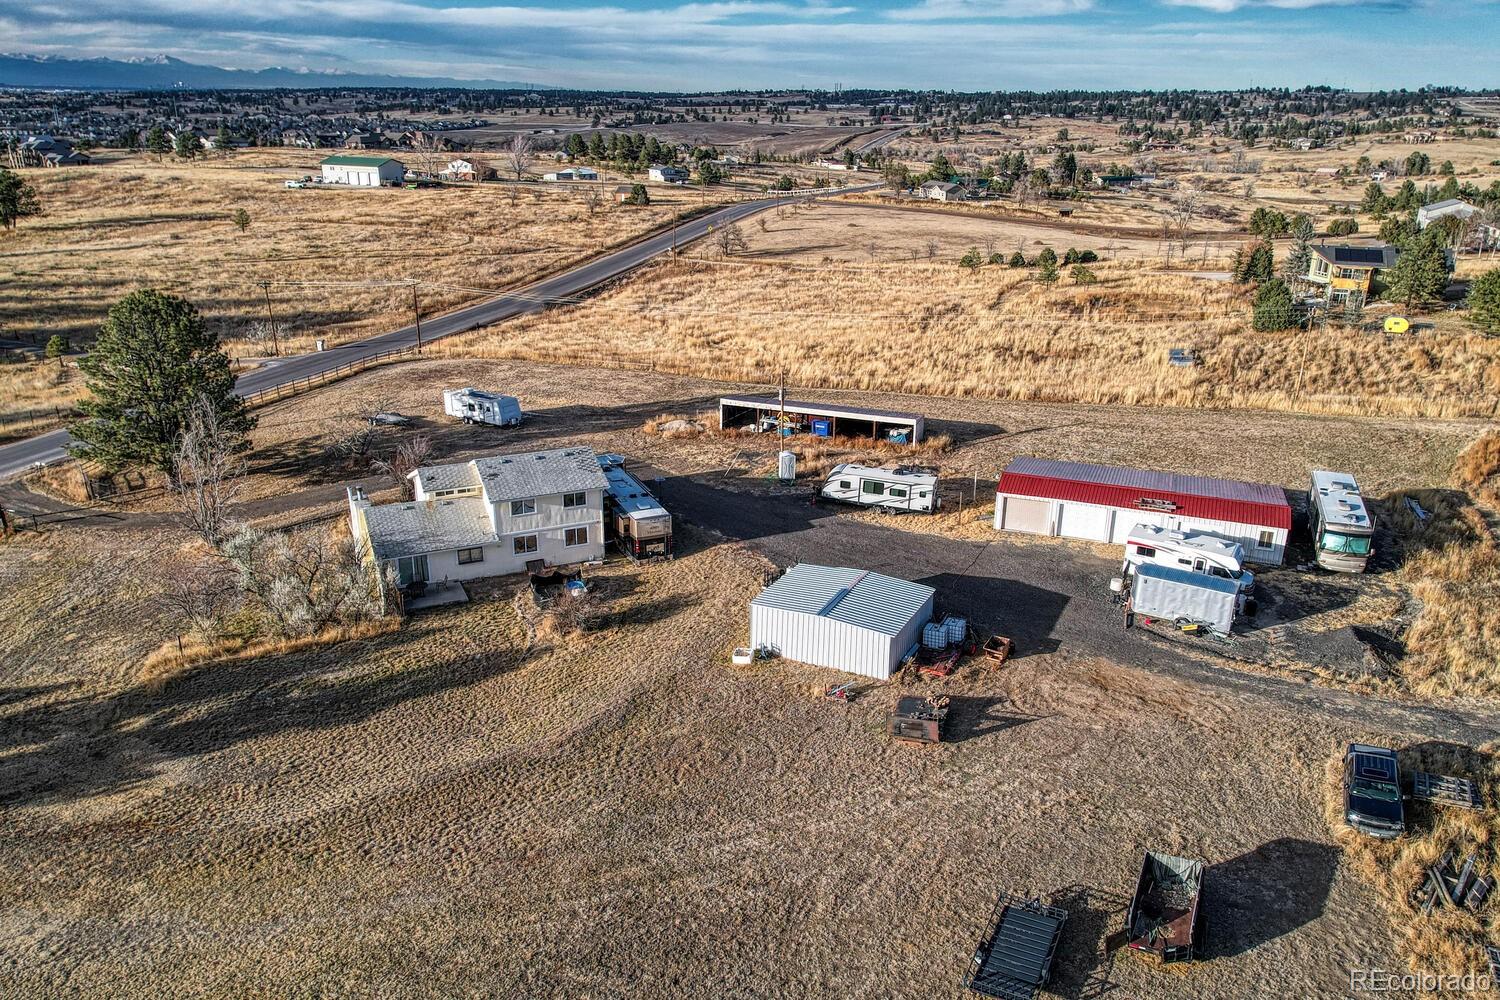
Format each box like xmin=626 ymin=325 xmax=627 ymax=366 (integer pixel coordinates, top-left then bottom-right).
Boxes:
xmin=719 ymin=395 xmax=923 ymax=426
xmin=751 ymin=564 xmax=934 ymax=637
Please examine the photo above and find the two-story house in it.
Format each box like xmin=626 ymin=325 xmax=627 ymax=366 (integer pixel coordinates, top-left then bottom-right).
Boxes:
xmin=1304 ymin=243 xmax=1399 ymax=306
xmin=347 ymin=446 xmax=608 ymax=589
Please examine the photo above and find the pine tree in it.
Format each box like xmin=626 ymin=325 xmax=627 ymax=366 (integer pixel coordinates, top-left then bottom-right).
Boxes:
xmin=174 ymin=131 xmax=199 ymax=160
xmin=0 ymin=168 xmax=42 ymax=231
xmin=1246 ymin=240 xmax=1275 ymax=282
xmin=69 ymin=290 xmax=254 ymax=474
xmin=1036 ymin=259 xmax=1059 ymax=284
xmin=1036 ymin=247 xmax=1057 ymax=268
xmin=1382 ymin=231 xmax=1450 ymax=311
xmin=1468 ymin=268 xmax=1500 ymax=334
xmin=1252 ymin=278 xmax=1297 ymax=331
xmin=1282 ymin=215 xmax=1314 ymax=282
xmin=588 ymin=133 xmax=607 ymax=160
xmin=146 ymin=126 xmax=171 ymax=160
xmin=1008 ymin=251 xmax=1026 ymax=268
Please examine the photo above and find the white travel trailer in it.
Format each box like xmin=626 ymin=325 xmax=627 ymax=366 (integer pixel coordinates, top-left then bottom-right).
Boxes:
xmin=1309 ymin=470 xmax=1375 ymax=573
xmin=443 ymin=388 xmax=522 ymax=427
xmin=1122 ymin=524 xmax=1256 ymax=612
xmin=820 ymin=464 xmax=938 ymax=513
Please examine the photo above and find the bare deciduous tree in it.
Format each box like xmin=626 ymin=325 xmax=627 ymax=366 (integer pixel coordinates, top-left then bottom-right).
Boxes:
xmin=1168 ymin=191 xmax=1201 ymax=255
xmin=925 ymin=238 xmax=939 ymax=259
xmin=712 ymin=222 xmax=748 ymax=257
xmin=171 ymin=395 xmax=246 ymax=549
xmin=409 ymin=132 xmax=446 ymax=177
xmin=157 ymin=555 xmax=237 ymax=649
xmin=222 ymin=525 xmax=383 ymax=639
xmin=506 ymin=132 xmax=533 ymax=183
xmin=371 ymin=434 xmax=433 ymax=499
xmin=581 ymin=186 xmax=602 ymax=217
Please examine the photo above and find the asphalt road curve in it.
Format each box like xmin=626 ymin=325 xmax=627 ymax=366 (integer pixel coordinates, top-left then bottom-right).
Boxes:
xmin=0 ymin=186 xmax=876 ymax=483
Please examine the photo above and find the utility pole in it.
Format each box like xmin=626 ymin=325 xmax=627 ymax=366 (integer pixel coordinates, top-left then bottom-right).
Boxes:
xmin=258 ymin=280 xmax=280 ymax=357
xmin=410 ymin=282 xmax=424 ymax=353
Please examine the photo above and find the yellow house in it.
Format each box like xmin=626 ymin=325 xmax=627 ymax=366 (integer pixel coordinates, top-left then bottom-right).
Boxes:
xmin=1305 ymin=243 xmax=1398 ymax=306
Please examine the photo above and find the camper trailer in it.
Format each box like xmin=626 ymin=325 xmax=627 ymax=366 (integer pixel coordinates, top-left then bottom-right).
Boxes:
xmin=1310 ymin=470 xmax=1375 ymax=573
xmin=442 ymin=388 xmax=523 ymax=427
xmin=820 ymin=464 xmax=939 ymax=513
xmin=1122 ymin=524 xmax=1256 ymax=612
xmin=598 ymin=454 xmax=673 ymax=560
xmin=1119 ymin=563 xmax=1238 ymax=636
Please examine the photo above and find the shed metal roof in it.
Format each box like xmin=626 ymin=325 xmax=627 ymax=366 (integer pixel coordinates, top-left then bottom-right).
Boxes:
xmin=320 ymin=154 xmax=401 ymax=167
xmin=720 ymin=395 xmax=922 ymax=426
xmin=998 ymin=457 xmax=1291 ymax=530
xmin=752 ymin=564 xmax=934 ymax=637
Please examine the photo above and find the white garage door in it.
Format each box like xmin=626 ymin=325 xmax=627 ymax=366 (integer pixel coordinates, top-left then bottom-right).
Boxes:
xmin=1111 ymin=510 xmax=1165 ymax=545
xmin=1058 ymin=502 xmax=1112 ymax=541
xmin=1001 ymin=496 xmax=1052 ymax=534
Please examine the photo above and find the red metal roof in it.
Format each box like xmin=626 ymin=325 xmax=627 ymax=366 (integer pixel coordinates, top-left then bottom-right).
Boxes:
xmin=997 ymin=457 xmax=1291 ymax=530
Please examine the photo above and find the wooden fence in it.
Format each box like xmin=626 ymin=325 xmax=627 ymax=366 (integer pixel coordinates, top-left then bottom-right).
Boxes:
xmin=241 ymin=344 xmax=419 ymax=409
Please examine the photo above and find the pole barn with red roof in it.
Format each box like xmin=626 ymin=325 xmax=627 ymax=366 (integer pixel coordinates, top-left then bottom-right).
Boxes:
xmin=994 ymin=457 xmax=1292 ymax=565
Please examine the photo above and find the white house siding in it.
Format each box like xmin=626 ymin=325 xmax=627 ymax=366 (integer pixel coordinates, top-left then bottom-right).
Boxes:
xmin=490 ymin=489 xmax=606 ymax=535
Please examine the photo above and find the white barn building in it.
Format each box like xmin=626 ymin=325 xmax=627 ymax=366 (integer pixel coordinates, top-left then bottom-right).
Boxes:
xmin=319 ymin=155 xmax=406 ymax=187
xmin=749 ymin=564 xmax=935 ymax=680
xmin=994 ymin=457 xmax=1292 ymax=565
xmin=348 ymin=445 xmax=607 ymax=588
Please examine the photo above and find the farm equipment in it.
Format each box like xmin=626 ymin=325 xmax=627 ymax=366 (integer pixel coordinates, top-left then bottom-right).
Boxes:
xmin=1125 ymin=851 xmax=1205 ymax=964
xmin=889 ymin=695 xmax=949 ymax=746
xmin=917 ymin=616 xmax=977 ymax=677
xmin=963 ymin=893 xmax=1068 ymax=1000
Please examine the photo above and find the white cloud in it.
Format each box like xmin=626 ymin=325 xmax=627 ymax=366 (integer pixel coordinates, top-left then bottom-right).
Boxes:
xmin=1162 ymin=0 xmax=1394 ymax=10
xmin=889 ymin=0 xmax=1092 ymax=20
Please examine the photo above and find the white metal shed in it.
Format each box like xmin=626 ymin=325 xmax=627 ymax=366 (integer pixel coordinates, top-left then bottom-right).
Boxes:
xmin=749 ymin=564 xmax=935 ymax=680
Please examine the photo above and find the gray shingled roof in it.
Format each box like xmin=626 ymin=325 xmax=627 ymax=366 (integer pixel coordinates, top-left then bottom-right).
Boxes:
xmin=411 ymin=461 xmax=482 ymax=495
xmin=471 ymin=446 xmax=608 ymax=502
xmin=362 ymin=497 xmax=494 ymax=561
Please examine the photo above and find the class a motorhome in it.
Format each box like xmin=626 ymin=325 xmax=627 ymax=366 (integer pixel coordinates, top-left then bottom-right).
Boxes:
xmin=442 ymin=388 xmax=523 ymax=427
xmin=1122 ymin=524 xmax=1256 ymax=612
xmin=1309 ymin=470 xmax=1374 ymax=573
xmin=820 ymin=464 xmax=939 ymax=513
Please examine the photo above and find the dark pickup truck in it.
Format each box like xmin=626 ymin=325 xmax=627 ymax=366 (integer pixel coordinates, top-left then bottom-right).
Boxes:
xmin=1125 ymin=851 xmax=1204 ymax=963
xmin=1342 ymin=743 xmax=1406 ymax=839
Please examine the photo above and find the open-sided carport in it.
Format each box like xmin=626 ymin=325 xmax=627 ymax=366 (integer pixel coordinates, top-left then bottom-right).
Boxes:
xmin=718 ymin=395 xmax=925 ymax=443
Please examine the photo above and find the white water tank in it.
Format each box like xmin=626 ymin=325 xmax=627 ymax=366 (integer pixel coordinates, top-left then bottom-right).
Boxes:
xmin=778 ymin=450 xmax=797 ymax=482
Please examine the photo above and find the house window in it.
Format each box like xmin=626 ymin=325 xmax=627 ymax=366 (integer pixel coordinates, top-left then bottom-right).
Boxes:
xmin=510 ymin=498 xmax=535 ymax=516
xmin=1257 ymin=530 xmax=1275 ymax=550
xmin=565 ymin=527 xmax=589 ymax=547
xmin=562 ymin=492 xmax=587 ymax=509
xmin=513 ymin=534 xmax=538 ymax=555
xmin=861 ymin=481 xmax=886 ymax=496
xmin=457 ymin=547 xmax=484 ymax=565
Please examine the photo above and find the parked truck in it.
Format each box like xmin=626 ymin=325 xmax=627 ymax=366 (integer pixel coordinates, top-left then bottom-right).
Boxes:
xmin=1116 ymin=562 xmax=1237 ymax=637
xmin=1125 ymin=851 xmax=1205 ymax=963
xmin=1121 ymin=524 xmax=1256 ymax=614
xmin=442 ymin=387 xmax=522 ymax=427
xmin=820 ymin=464 xmax=939 ymax=513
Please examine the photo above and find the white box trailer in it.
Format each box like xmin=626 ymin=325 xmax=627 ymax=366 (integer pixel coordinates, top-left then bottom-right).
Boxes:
xmin=1125 ymin=563 xmax=1237 ymax=635
xmin=443 ymin=388 xmax=522 ymax=427
xmin=820 ymin=464 xmax=939 ymax=513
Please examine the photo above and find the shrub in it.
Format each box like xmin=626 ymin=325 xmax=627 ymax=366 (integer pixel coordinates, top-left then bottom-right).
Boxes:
xmin=1007 ymin=251 xmax=1027 ymax=268
xmin=1036 ymin=247 xmax=1058 ymax=268
xmin=958 ymin=248 xmax=984 ymax=270
xmin=1326 ymin=217 xmax=1359 ymax=237
xmin=988 ymin=252 xmax=1004 ymax=265
xmin=1070 ymin=264 xmax=1098 ymax=284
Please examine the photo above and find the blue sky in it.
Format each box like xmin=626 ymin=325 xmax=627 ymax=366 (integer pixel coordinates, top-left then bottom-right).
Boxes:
xmin=5 ymin=0 xmax=1496 ymax=90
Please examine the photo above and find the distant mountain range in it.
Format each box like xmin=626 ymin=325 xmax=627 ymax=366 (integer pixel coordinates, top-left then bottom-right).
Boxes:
xmin=0 ymin=53 xmax=548 ymax=90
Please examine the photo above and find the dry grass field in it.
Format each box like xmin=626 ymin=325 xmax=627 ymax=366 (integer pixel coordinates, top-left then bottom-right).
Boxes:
xmin=0 ymin=516 xmax=1423 ymax=1000
xmin=0 ymin=359 xmax=87 ymax=440
xmin=0 ymin=150 xmax=712 ymax=357
xmin=440 ymin=246 xmax=1500 ymax=421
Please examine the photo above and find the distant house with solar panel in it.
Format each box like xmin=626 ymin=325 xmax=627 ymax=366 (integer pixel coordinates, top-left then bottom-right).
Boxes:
xmin=1304 ymin=243 xmax=1398 ymax=307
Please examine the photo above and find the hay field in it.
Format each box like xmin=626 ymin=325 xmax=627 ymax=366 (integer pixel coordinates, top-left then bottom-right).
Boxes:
xmin=441 ymin=254 xmax=1500 ymax=421
xmin=0 ymin=150 xmax=705 ymax=358
xmin=0 ymin=517 xmax=1413 ymax=999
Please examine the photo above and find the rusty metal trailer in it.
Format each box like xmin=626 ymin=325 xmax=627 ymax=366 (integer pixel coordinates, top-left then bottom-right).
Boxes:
xmin=1125 ymin=851 xmax=1205 ymax=963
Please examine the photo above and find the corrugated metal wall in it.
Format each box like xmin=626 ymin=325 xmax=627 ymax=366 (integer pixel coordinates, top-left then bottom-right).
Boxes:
xmin=750 ymin=604 xmax=912 ymax=680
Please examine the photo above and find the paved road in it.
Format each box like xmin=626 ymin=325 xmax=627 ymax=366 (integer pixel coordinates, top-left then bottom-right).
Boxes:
xmin=851 ymin=125 xmax=915 ymax=153
xmin=0 ymin=185 xmax=876 ymax=483
xmin=656 ymin=473 xmax=1500 ymax=746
